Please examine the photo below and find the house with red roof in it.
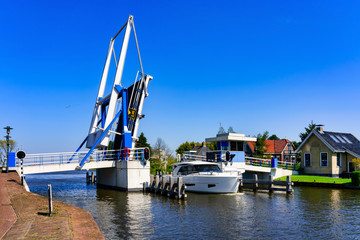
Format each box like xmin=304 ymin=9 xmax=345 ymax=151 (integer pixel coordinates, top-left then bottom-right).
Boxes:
xmin=247 ymin=139 xmax=296 ymax=162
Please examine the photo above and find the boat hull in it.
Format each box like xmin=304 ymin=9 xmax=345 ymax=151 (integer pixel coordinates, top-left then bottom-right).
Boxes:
xmin=182 ymin=175 xmax=239 ymax=194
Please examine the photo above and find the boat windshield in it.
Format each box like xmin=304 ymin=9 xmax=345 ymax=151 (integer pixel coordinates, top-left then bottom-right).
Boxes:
xmin=178 ymin=164 xmax=221 ymax=175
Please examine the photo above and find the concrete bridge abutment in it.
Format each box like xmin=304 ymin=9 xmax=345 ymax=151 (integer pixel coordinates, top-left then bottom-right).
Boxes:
xmin=96 ymin=160 xmax=150 ymax=191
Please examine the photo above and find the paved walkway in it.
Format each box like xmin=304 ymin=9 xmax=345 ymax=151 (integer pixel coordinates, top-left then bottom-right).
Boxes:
xmin=0 ymin=171 xmax=104 ymax=239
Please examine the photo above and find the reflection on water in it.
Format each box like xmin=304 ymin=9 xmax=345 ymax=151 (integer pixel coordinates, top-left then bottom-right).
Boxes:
xmin=26 ymin=172 xmax=360 ymax=239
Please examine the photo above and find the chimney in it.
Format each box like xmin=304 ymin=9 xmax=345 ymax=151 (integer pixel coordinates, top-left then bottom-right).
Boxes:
xmin=316 ymin=125 xmax=324 ymax=134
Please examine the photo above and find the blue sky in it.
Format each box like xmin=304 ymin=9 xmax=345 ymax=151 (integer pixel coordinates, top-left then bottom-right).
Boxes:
xmin=1 ymin=1 xmax=360 ymax=154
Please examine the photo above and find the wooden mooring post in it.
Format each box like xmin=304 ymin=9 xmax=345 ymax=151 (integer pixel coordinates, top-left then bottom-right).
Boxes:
xmin=285 ymin=176 xmax=293 ymax=194
xmin=253 ymin=174 xmax=258 ymax=192
xmin=239 ymin=174 xmax=294 ymax=194
xmin=146 ymin=173 xmax=186 ymax=199
xmin=86 ymin=172 xmax=96 ymax=184
xmin=48 ymin=184 xmax=53 ymax=216
xmin=268 ymin=175 xmax=274 ymax=193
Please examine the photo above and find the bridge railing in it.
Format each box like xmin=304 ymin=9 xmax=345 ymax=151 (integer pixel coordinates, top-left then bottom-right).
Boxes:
xmin=245 ymin=156 xmax=271 ymax=167
xmin=16 ymin=148 xmax=148 ymax=167
xmin=245 ymin=156 xmax=296 ymax=170
xmin=277 ymin=159 xmax=297 ymax=170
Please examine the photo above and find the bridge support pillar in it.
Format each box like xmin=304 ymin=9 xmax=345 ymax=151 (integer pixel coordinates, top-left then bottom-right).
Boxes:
xmin=97 ymin=160 xmax=150 ymax=191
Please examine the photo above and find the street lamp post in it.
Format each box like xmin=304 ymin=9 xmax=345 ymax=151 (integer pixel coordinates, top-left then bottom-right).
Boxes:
xmin=4 ymin=126 xmax=13 ymax=173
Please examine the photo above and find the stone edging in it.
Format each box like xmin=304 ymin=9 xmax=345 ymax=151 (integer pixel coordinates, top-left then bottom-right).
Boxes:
xmin=293 ymin=181 xmax=360 ymax=189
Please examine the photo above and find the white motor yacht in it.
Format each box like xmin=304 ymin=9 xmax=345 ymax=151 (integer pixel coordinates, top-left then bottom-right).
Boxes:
xmin=172 ymin=161 xmax=240 ymax=193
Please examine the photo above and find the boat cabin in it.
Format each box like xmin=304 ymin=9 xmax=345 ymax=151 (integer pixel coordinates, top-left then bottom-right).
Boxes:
xmin=173 ymin=162 xmax=222 ymax=176
xmin=205 ymin=132 xmax=256 ymax=155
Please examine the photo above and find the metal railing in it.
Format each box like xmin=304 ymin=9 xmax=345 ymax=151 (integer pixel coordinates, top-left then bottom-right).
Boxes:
xmin=245 ymin=156 xmax=271 ymax=167
xmin=181 ymin=153 xmax=207 ymax=162
xmin=245 ymin=156 xmax=296 ymax=170
xmin=16 ymin=148 xmax=148 ymax=167
xmin=277 ymin=159 xmax=297 ymax=170
xmin=180 ymin=152 xmax=296 ymax=170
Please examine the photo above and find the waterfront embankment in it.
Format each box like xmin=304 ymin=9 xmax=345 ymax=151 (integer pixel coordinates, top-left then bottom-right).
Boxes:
xmin=0 ymin=171 xmax=104 ymax=239
xmin=276 ymin=175 xmax=360 ymax=189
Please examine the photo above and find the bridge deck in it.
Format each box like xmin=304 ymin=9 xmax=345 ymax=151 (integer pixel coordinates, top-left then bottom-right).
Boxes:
xmin=18 ymin=149 xmax=145 ymax=174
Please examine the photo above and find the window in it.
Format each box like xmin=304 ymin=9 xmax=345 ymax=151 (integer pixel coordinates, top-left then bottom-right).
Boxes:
xmin=330 ymin=135 xmax=340 ymax=143
xmin=220 ymin=141 xmax=229 ymax=151
xmin=337 ymin=153 xmax=341 ymax=167
xmin=321 ymin=152 xmax=328 ymax=167
xmin=304 ymin=153 xmax=311 ymax=167
xmin=230 ymin=141 xmax=237 ymax=151
xmin=194 ymin=165 xmax=221 ymax=173
xmin=335 ymin=135 xmax=346 ymax=144
xmin=342 ymin=136 xmax=352 ymax=144
xmin=237 ymin=142 xmax=244 ymax=151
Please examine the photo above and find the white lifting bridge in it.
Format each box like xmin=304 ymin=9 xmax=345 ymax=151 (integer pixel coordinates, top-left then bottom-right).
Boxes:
xmin=15 ymin=15 xmax=153 ymax=190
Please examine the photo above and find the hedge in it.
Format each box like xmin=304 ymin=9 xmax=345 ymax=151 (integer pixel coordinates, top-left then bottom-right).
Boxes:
xmin=351 ymin=171 xmax=360 ymax=186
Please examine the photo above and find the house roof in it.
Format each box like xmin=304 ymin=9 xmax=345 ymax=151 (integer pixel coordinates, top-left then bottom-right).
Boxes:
xmin=185 ymin=145 xmax=211 ymax=155
xmin=248 ymin=139 xmax=292 ymax=154
xmin=296 ymin=129 xmax=360 ymax=159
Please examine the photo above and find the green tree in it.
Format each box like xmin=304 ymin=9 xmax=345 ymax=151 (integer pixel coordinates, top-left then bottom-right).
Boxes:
xmin=135 ymin=132 xmax=152 ymax=152
xmin=268 ymin=134 xmax=280 ymax=140
xmin=176 ymin=141 xmax=216 ymax=155
xmin=352 ymin=158 xmax=360 ymax=170
xmin=299 ymin=120 xmax=317 ymax=142
xmin=207 ymin=142 xmax=216 ymax=151
xmin=255 ymin=131 xmax=269 ymax=156
xmin=176 ymin=141 xmax=194 ymax=155
xmin=292 ymin=141 xmax=300 ymax=150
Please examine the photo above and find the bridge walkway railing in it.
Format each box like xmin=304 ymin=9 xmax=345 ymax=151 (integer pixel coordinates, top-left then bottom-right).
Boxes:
xmin=16 ymin=148 xmax=147 ymax=168
xmin=180 ymin=153 xmax=297 ymax=170
xmin=245 ymin=156 xmax=297 ymax=170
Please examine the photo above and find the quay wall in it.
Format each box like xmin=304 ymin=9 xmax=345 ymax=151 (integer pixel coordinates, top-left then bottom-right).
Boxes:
xmin=0 ymin=171 xmax=104 ymax=239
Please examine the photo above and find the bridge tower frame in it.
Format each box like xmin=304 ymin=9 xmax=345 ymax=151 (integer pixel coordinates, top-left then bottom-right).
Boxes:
xmin=75 ymin=15 xmax=153 ymax=170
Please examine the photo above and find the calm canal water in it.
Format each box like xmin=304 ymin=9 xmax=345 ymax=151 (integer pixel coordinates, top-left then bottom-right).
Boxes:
xmin=25 ymin=171 xmax=360 ymax=239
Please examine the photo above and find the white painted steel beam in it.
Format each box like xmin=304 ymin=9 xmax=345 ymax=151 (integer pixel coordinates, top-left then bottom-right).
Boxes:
xmin=131 ymin=75 xmax=152 ymax=147
xmin=88 ymin=39 xmax=115 ymax=135
xmin=101 ymin=16 xmax=133 ymax=147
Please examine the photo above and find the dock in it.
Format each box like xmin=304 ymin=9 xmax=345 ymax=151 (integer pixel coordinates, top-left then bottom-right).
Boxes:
xmin=240 ymin=174 xmax=293 ymax=194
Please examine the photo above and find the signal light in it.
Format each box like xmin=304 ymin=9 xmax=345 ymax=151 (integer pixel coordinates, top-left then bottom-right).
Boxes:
xmin=144 ymin=147 xmax=150 ymax=160
xmin=226 ymin=151 xmax=230 ymax=161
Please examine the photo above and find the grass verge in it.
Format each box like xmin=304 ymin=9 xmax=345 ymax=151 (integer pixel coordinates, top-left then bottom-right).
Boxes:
xmin=275 ymin=175 xmax=351 ymax=184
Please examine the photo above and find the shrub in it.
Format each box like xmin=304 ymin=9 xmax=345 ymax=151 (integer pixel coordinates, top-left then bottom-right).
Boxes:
xmin=295 ymin=164 xmax=304 ymax=173
xmin=351 ymin=171 xmax=360 ymax=186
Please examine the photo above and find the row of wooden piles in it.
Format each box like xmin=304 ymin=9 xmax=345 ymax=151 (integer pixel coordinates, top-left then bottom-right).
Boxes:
xmin=145 ymin=174 xmax=187 ymax=199
xmin=86 ymin=172 xmax=96 ymax=184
